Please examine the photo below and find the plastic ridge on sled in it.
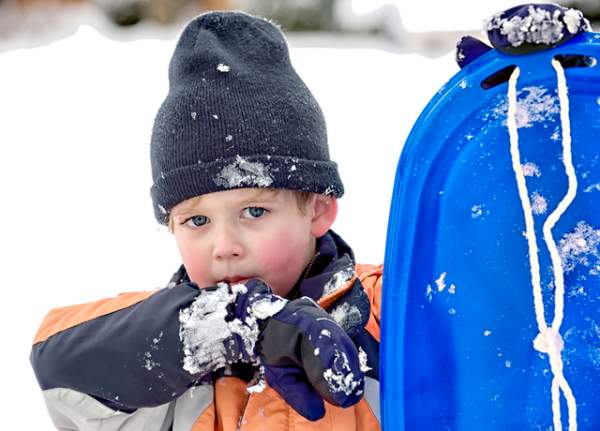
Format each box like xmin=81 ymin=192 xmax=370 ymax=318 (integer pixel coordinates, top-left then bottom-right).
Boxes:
xmin=381 ymin=32 xmax=600 ymax=430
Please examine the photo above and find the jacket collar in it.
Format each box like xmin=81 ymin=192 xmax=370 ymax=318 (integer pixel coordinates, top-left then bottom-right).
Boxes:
xmin=288 ymin=230 xmax=356 ymax=302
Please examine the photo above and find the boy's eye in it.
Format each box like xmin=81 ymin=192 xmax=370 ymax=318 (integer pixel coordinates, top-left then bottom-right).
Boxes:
xmin=243 ymin=207 xmax=267 ymax=219
xmin=185 ymin=215 xmax=209 ymax=227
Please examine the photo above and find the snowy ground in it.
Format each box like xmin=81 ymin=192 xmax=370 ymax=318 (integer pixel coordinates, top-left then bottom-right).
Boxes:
xmin=0 ymin=10 xmax=457 ymax=428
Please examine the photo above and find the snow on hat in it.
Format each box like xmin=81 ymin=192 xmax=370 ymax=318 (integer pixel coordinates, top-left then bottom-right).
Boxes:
xmin=150 ymin=11 xmax=344 ymax=224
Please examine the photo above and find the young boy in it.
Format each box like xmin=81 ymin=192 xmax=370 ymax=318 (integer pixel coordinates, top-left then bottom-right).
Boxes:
xmin=31 ymin=11 xmax=382 ymax=430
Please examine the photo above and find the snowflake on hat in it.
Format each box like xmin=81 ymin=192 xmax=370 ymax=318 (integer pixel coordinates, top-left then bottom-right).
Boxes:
xmin=456 ymin=3 xmax=591 ymax=68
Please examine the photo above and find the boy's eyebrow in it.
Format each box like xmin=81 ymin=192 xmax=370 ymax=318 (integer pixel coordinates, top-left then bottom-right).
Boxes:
xmin=170 ymin=210 xmax=195 ymax=221
xmin=239 ymin=189 xmax=279 ymax=204
xmin=171 ymin=200 xmax=204 ymax=217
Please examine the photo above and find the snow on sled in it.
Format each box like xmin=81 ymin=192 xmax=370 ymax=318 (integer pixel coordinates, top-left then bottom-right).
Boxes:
xmin=381 ymin=4 xmax=600 ymax=430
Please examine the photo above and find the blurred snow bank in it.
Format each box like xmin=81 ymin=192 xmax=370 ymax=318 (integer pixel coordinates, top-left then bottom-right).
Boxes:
xmin=0 ymin=1 xmax=182 ymax=52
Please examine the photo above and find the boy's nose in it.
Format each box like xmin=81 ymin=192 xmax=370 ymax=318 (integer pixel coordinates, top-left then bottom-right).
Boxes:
xmin=212 ymin=225 xmax=244 ymax=260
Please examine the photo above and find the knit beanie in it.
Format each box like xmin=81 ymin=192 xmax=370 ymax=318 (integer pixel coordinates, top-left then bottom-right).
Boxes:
xmin=150 ymin=11 xmax=344 ymax=224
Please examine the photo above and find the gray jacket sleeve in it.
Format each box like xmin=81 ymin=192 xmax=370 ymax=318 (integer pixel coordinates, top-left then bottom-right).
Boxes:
xmin=41 ymin=386 xmax=214 ymax=431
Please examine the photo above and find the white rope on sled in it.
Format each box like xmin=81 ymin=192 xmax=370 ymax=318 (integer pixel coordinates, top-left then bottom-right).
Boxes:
xmin=507 ymin=61 xmax=578 ymax=431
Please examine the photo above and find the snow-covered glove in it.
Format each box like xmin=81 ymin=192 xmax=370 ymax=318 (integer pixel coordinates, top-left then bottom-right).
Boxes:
xmin=179 ymin=279 xmax=365 ymax=421
xmin=179 ymin=279 xmax=286 ymax=372
xmin=456 ymin=3 xmax=590 ymax=68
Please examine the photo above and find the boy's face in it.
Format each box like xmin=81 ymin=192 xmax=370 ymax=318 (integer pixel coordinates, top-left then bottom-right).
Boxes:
xmin=170 ymin=188 xmax=335 ymax=298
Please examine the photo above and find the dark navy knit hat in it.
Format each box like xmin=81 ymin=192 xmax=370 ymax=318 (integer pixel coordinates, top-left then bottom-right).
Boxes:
xmin=150 ymin=11 xmax=344 ymax=224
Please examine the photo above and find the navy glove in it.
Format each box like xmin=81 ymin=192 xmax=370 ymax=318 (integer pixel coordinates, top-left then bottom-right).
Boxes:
xmin=258 ymin=295 xmax=366 ymax=420
xmin=179 ymin=279 xmax=365 ymax=421
xmin=456 ymin=3 xmax=590 ymax=69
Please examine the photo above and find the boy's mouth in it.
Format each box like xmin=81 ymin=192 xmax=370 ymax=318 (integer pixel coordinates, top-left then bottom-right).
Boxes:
xmin=221 ymin=276 xmax=251 ymax=284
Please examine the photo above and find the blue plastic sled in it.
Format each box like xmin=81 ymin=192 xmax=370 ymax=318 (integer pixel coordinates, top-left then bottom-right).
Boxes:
xmin=381 ymin=32 xmax=600 ymax=430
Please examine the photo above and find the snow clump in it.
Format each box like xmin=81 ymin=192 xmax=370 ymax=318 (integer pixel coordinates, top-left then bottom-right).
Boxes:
xmin=179 ymin=283 xmax=287 ymax=375
xmin=435 ymin=272 xmax=446 ymax=292
xmin=563 ymin=8 xmax=587 ymax=34
xmin=530 ymin=192 xmax=548 ymax=215
xmin=584 ymin=183 xmax=600 ymax=193
xmin=522 ymin=162 xmax=541 ymax=177
xmin=246 ymin=366 xmax=267 ymax=394
xmin=322 ymin=266 xmax=355 ymax=296
xmin=492 ymin=86 xmax=559 ymax=128
xmin=486 ymin=5 xmax=588 ymax=48
xmin=249 ymin=297 xmax=286 ymax=320
xmin=330 ymin=302 xmax=362 ymax=333
xmin=323 ymin=350 xmax=360 ymax=396
xmin=358 ymin=346 xmax=371 ymax=372
xmin=213 ymin=155 xmax=274 ymax=189
xmin=425 ymin=284 xmax=433 ymax=302
xmin=179 ymin=284 xmax=238 ymax=375
xmin=217 ymin=63 xmax=230 ymax=72
xmin=142 ymin=331 xmax=164 ymax=371
xmin=559 ymin=221 xmax=600 ymax=274
xmin=143 ymin=351 xmax=160 ymax=371
xmin=471 ymin=204 xmax=484 ymax=218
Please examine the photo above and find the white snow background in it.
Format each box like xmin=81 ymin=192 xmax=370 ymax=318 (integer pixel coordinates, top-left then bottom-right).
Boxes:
xmin=0 ymin=2 xmax=536 ymax=426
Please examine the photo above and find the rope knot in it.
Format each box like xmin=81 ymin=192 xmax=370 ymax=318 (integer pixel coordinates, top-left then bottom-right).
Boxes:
xmin=533 ymin=327 xmax=564 ymax=355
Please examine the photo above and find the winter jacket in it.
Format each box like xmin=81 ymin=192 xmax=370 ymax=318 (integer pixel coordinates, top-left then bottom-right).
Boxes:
xmin=31 ymin=231 xmax=382 ymax=430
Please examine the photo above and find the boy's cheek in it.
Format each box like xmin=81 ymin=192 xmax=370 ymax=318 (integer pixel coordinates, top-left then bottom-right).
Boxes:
xmin=256 ymin=240 xmax=288 ymax=268
xmin=184 ymin=263 xmax=204 ymax=285
xmin=258 ymin=242 xmax=307 ymax=290
xmin=259 ymin=247 xmax=291 ymax=268
xmin=178 ymin=248 xmax=210 ymax=287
